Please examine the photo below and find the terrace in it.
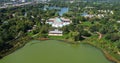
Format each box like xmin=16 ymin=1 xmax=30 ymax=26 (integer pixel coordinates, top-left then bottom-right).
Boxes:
xmin=46 ymin=17 xmax=71 ymax=28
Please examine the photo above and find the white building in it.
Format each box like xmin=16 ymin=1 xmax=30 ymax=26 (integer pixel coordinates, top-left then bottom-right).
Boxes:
xmin=117 ymin=21 xmax=120 ymax=23
xmin=11 ymin=0 xmax=16 ymax=2
xmin=49 ymin=29 xmax=63 ymax=36
xmin=46 ymin=17 xmax=71 ymax=28
xmin=19 ymin=0 xmax=26 ymax=2
xmin=21 ymin=0 xmax=26 ymax=2
xmin=70 ymin=0 xmax=74 ymax=3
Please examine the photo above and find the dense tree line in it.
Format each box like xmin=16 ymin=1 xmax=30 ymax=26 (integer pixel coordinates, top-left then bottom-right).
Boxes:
xmin=0 ymin=3 xmax=56 ymax=55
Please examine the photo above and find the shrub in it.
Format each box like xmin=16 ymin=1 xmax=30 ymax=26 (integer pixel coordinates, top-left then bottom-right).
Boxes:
xmin=105 ymin=33 xmax=120 ymax=42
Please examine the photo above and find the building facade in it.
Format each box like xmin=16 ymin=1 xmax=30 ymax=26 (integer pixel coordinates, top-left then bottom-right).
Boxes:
xmin=46 ymin=17 xmax=71 ymax=28
xmin=48 ymin=29 xmax=63 ymax=36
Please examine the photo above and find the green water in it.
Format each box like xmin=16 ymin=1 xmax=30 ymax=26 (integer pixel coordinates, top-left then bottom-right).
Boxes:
xmin=0 ymin=40 xmax=112 ymax=63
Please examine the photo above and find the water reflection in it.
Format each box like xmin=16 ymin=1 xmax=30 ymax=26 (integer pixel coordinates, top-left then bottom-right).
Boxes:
xmin=44 ymin=6 xmax=69 ymax=16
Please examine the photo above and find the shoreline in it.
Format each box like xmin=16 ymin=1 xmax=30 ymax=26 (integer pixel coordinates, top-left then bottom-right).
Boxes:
xmin=0 ymin=36 xmax=32 ymax=59
xmin=84 ymin=42 xmax=120 ymax=63
xmin=37 ymin=38 xmax=120 ymax=63
xmin=103 ymin=50 xmax=118 ymax=63
xmin=0 ymin=38 xmax=120 ymax=63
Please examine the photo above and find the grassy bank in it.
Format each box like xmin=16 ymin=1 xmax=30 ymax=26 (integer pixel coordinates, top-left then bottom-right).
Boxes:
xmin=81 ymin=36 xmax=120 ymax=63
xmin=0 ymin=36 xmax=32 ymax=59
xmin=0 ymin=34 xmax=120 ymax=63
xmin=47 ymin=35 xmax=120 ymax=63
xmin=83 ymin=41 xmax=119 ymax=63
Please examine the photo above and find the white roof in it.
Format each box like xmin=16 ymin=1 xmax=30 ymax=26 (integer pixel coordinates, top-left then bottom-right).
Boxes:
xmin=49 ymin=29 xmax=63 ymax=34
xmin=117 ymin=21 xmax=120 ymax=23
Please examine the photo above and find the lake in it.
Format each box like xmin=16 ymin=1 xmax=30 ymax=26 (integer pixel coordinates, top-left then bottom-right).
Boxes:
xmin=0 ymin=40 xmax=112 ymax=63
xmin=58 ymin=7 xmax=69 ymax=16
xmin=44 ymin=6 xmax=69 ymax=16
